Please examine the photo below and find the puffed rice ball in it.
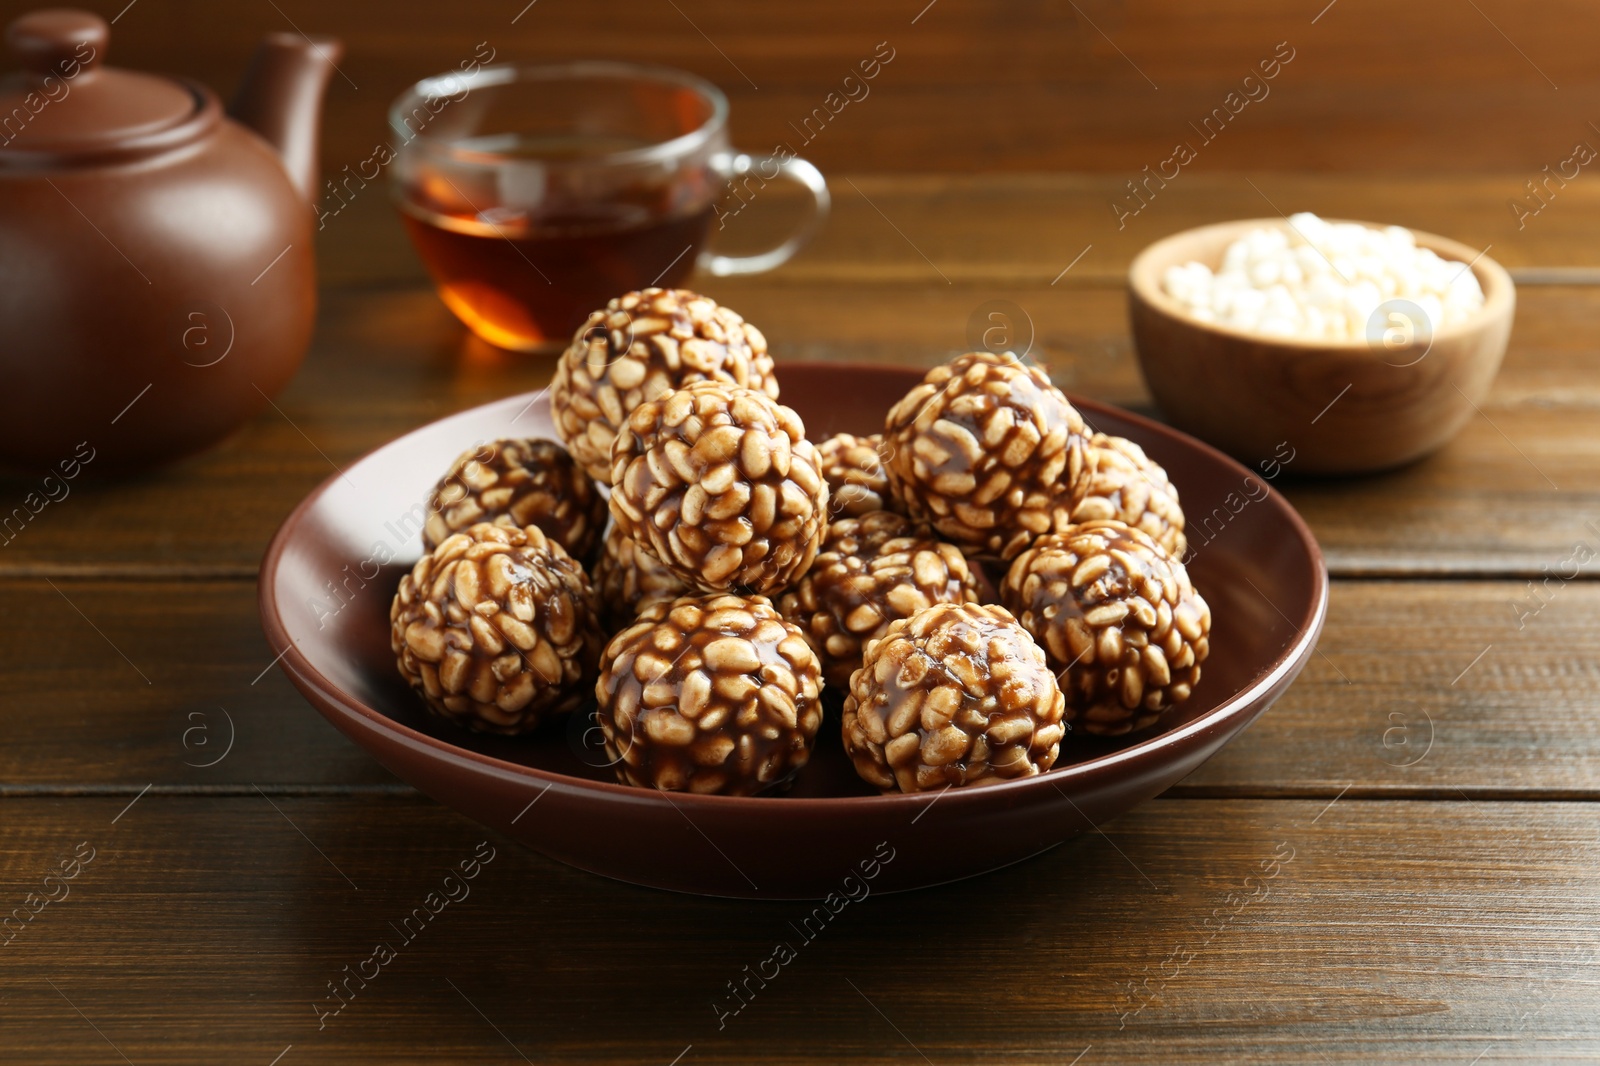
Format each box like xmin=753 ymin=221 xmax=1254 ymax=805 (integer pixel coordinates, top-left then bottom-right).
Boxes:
xmin=817 ymin=432 xmax=899 ymax=519
xmin=391 ymin=523 xmax=605 ymax=734
xmin=1070 ymin=434 xmax=1187 ymax=558
xmin=778 ymin=510 xmax=979 ymax=690
xmin=883 ymin=351 xmax=1096 ymax=560
xmin=422 ymin=438 xmax=606 ymax=562
xmin=550 ymin=288 xmax=778 ymax=483
xmin=1001 ymin=519 xmax=1210 ymax=736
xmin=595 ymin=593 xmax=825 ymax=795
xmin=841 ymin=602 xmax=1067 ymax=793
xmin=609 ymin=381 xmax=829 ymax=595
xmin=591 ymin=524 xmax=690 ymax=631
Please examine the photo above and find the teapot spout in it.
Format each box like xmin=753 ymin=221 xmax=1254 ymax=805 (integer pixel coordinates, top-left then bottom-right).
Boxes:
xmin=229 ymin=32 xmax=343 ymax=203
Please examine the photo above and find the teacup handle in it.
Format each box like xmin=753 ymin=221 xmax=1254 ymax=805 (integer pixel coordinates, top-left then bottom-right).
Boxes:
xmin=700 ymin=151 xmax=831 ymax=277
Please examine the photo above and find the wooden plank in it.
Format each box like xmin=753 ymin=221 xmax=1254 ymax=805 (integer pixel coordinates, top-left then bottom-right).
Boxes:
xmin=99 ymin=0 xmax=1600 ymax=180
xmin=4 ymin=579 xmax=1598 ymax=797
xmin=0 ymin=283 xmax=1593 ymax=578
xmin=0 ymin=795 xmax=1595 ymax=1063
xmin=315 ymin=173 xmax=1600 ymax=288
xmin=1174 ymin=581 xmax=1600 ymax=798
xmin=0 ymin=579 xmax=397 ymax=790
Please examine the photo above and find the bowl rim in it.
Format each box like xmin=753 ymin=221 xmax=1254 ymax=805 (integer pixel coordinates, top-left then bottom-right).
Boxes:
xmin=1128 ymin=216 xmax=1516 ymax=352
xmin=258 ymin=361 xmax=1329 ymax=816
xmin=387 ymin=60 xmax=730 ymax=173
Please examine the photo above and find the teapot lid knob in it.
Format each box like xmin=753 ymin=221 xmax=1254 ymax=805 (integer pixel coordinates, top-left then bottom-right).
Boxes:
xmin=7 ymin=8 xmax=107 ymax=76
xmin=0 ymin=6 xmax=207 ymax=166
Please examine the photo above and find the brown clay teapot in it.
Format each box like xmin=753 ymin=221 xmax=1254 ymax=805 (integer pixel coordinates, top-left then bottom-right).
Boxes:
xmin=0 ymin=8 xmax=340 ymax=472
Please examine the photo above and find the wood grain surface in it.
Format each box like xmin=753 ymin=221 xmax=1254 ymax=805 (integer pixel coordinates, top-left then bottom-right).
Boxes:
xmin=2 ymin=796 xmax=1596 ymax=1064
xmin=4 ymin=579 xmax=1598 ymax=799
xmin=312 ymin=174 xmax=1600 ymax=289
xmin=6 ymin=8 xmax=1600 ymax=1049
xmin=0 ymin=579 xmax=397 ymax=791
xmin=91 ymin=0 xmax=1600 ymax=177
xmin=0 ymin=276 xmax=1592 ymax=578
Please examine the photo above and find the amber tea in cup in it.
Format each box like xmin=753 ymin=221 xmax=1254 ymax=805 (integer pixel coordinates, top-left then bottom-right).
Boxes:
xmin=390 ymin=63 xmax=828 ymax=352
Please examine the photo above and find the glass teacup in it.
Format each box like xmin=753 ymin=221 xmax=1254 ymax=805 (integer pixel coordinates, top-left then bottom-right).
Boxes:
xmin=388 ymin=61 xmax=829 ymax=352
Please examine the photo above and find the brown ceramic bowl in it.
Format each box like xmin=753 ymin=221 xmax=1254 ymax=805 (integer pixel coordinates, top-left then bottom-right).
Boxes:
xmin=259 ymin=362 xmax=1327 ymax=899
xmin=1129 ymin=218 xmax=1515 ymax=475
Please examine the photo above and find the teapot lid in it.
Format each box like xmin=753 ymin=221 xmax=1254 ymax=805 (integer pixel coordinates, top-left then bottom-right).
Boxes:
xmin=0 ymin=8 xmax=214 ymax=166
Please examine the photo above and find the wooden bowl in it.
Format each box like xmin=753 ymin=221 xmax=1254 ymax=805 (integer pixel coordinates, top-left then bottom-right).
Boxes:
xmin=259 ymin=362 xmax=1327 ymax=899
xmin=1128 ymin=218 xmax=1515 ymax=474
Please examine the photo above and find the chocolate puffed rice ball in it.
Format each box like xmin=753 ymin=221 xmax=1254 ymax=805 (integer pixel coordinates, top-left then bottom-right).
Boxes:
xmin=609 ymin=381 xmax=829 ymax=596
xmin=391 ymin=523 xmax=605 ymax=735
xmin=1069 ymin=434 xmax=1187 ymax=558
xmin=551 ymin=288 xmax=778 ymax=483
xmin=842 ymin=602 xmax=1067 ymax=794
xmin=422 ymin=438 xmax=607 ymax=561
xmin=883 ymin=351 xmax=1096 ymax=560
xmin=595 ymin=593 xmax=825 ymax=795
xmin=1000 ymin=519 xmax=1210 ymax=737
xmin=817 ymin=432 xmax=899 ymax=519
xmin=591 ymin=524 xmax=690 ymax=631
xmin=778 ymin=510 xmax=979 ymax=690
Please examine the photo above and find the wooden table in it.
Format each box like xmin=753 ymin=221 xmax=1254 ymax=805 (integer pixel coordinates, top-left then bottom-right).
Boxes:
xmin=4 ymin=172 xmax=1599 ymax=1064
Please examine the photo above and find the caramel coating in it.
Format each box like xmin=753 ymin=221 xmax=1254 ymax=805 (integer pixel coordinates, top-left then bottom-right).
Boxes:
xmin=609 ymin=381 xmax=829 ymax=595
xmin=550 ymin=288 xmax=778 ymax=483
xmin=817 ymin=432 xmax=899 ymax=519
xmin=591 ymin=524 xmax=690 ymax=631
xmin=1070 ymin=434 xmax=1187 ymax=558
xmin=778 ymin=511 xmax=980 ymax=690
xmin=422 ymin=438 xmax=606 ymax=562
xmin=390 ymin=523 xmax=605 ymax=735
xmin=595 ymin=593 xmax=825 ymax=795
xmin=842 ymin=602 xmax=1067 ymax=793
xmin=1001 ymin=520 xmax=1210 ymax=736
xmin=883 ymin=351 xmax=1096 ymax=560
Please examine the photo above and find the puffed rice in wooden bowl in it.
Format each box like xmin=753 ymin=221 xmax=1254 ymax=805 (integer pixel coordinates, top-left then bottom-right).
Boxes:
xmin=1129 ymin=218 xmax=1514 ymax=474
xmin=261 ymin=360 xmax=1326 ymax=898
